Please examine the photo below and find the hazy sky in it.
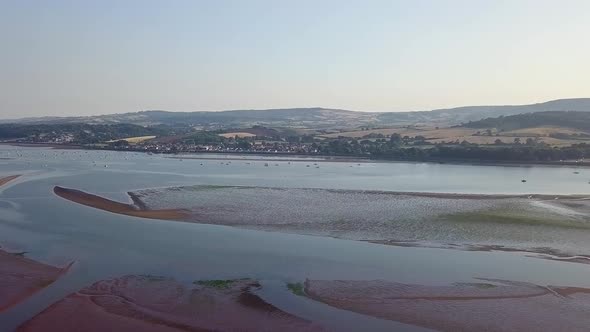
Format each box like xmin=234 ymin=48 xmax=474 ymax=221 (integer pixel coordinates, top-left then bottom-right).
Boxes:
xmin=1 ymin=0 xmax=589 ymax=118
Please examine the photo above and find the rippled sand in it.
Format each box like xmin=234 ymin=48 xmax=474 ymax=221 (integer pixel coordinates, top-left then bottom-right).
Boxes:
xmin=52 ymin=183 xmax=590 ymax=257
xmin=132 ymin=185 xmax=590 ymax=256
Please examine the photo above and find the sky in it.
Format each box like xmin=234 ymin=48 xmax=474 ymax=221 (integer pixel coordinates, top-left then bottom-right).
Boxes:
xmin=1 ymin=0 xmax=589 ymax=118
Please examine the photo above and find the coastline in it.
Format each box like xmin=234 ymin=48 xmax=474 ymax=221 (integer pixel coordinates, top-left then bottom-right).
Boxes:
xmin=3 ymin=142 xmax=590 ymax=168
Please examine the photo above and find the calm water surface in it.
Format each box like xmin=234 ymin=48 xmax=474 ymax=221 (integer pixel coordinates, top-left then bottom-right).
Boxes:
xmin=1 ymin=146 xmax=590 ymax=331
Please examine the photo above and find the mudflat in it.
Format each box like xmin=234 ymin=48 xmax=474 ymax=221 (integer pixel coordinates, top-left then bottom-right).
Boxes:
xmin=18 ymin=275 xmax=325 ymax=332
xmin=0 ymin=250 xmax=70 ymax=312
xmin=305 ymin=279 xmax=590 ymax=332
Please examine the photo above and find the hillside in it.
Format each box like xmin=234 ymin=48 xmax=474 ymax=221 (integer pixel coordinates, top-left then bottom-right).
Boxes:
xmin=2 ymin=98 xmax=590 ymax=129
xmin=0 ymin=123 xmax=169 ymax=144
xmin=464 ymin=111 xmax=590 ymax=132
xmin=1 ymin=108 xmax=379 ymax=129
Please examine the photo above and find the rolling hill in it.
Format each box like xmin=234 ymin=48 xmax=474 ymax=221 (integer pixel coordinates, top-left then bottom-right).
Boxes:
xmin=2 ymin=98 xmax=590 ymax=129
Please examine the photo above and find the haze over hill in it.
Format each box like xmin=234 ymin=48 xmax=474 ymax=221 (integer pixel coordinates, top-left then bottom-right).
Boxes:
xmin=2 ymin=98 xmax=590 ymax=130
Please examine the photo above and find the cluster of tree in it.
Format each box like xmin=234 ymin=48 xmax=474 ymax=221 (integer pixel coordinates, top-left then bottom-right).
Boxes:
xmin=549 ymin=132 xmax=590 ymax=140
xmin=313 ymin=138 xmax=589 ymax=162
xmin=0 ymin=122 xmax=201 ymax=144
xmin=0 ymin=123 xmax=172 ymax=144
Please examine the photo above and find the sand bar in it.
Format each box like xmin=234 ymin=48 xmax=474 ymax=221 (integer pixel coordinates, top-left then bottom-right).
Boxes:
xmin=0 ymin=174 xmax=20 ymax=187
xmin=53 ymin=186 xmax=189 ymax=221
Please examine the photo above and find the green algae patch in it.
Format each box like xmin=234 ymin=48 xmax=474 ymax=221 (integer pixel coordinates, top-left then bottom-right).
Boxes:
xmin=194 ymin=279 xmax=248 ymax=289
xmin=287 ymin=282 xmax=305 ymax=296
xmin=454 ymin=282 xmax=497 ymax=289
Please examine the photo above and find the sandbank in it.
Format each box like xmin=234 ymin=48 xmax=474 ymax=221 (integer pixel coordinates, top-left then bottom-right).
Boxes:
xmin=53 ymin=186 xmax=189 ymax=221
xmin=0 ymin=174 xmax=20 ymax=187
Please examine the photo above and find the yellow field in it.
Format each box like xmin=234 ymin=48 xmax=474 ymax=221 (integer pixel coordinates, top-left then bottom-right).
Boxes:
xmin=218 ymin=132 xmax=257 ymax=138
xmin=424 ymin=135 xmax=584 ymax=146
xmin=107 ymin=136 xmax=156 ymax=143
xmin=320 ymin=126 xmax=590 ymax=147
xmin=320 ymin=127 xmax=478 ymax=139
xmin=502 ymin=126 xmax=589 ymax=137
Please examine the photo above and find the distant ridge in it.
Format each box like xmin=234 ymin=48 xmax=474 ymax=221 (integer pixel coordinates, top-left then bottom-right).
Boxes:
xmin=2 ymin=98 xmax=589 ymax=129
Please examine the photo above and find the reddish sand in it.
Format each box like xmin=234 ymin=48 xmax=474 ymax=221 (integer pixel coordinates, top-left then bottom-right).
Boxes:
xmin=54 ymin=186 xmax=189 ymax=221
xmin=0 ymin=174 xmax=20 ymax=187
xmin=0 ymin=250 xmax=70 ymax=312
xmin=18 ymin=275 xmax=325 ymax=332
xmin=305 ymin=279 xmax=590 ymax=332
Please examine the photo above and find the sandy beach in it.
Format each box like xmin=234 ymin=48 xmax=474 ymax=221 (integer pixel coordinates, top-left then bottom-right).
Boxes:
xmin=53 ymin=186 xmax=189 ymax=221
xmin=18 ymin=275 xmax=325 ymax=332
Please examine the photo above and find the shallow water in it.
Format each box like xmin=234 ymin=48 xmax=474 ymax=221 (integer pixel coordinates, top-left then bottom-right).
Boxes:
xmin=1 ymin=146 xmax=590 ymax=331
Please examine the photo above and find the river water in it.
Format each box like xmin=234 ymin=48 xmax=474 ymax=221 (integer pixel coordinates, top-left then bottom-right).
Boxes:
xmin=1 ymin=145 xmax=590 ymax=331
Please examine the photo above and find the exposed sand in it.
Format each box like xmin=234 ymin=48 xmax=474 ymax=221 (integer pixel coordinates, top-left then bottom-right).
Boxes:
xmin=107 ymin=135 xmax=157 ymax=144
xmin=218 ymin=132 xmax=257 ymax=138
xmin=0 ymin=174 xmax=20 ymax=187
xmin=54 ymin=186 xmax=189 ymax=221
xmin=18 ymin=275 xmax=325 ymax=332
xmin=129 ymin=185 xmax=590 ymax=259
xmin=0 ymin=249 xmax=71 ymax=312
xmin=305 ymin=279 xmax=590 ymax=332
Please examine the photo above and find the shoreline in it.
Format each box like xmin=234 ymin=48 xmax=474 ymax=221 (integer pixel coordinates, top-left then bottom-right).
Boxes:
xmin=3 ymin=142 xmax=590 ymax=168
xmin=0 ymin=174 xmax=74 ymax=312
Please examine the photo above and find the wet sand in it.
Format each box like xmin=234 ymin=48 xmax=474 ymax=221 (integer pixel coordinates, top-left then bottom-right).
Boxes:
xmin=0 ymin=175 xmax=20 ymax=187
xmin=0 ymin=249 xmax=71 ymax=312
xmin=0 ymin=175 xmax=68 ymax=312
xmin=305 ymin=279 xmax=590 ymax=332
xmin=18 ymin=275 xmax=325 ymax=332
xmin=53 ymin=186 xmax=189 ymax=221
